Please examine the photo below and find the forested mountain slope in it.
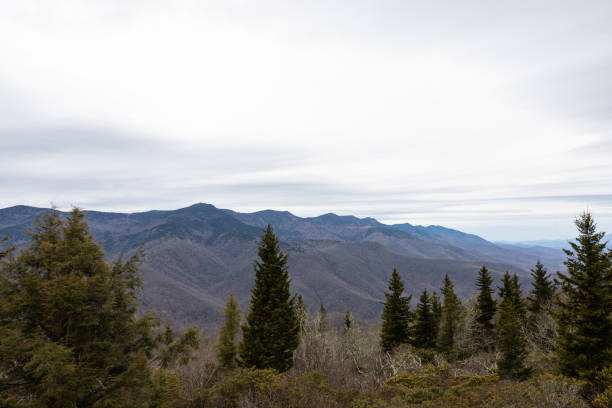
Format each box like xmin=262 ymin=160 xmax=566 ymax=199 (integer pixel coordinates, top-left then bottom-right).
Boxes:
xmin=0 ymin=203 xmax=564 ymax=327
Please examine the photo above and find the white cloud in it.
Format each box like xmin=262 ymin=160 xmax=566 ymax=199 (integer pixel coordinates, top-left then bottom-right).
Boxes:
xmin=1 ymin=0 xmax=612 ymax=240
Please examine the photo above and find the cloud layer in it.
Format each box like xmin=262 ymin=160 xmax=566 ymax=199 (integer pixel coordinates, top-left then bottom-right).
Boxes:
xmin=1 ymin=0 xmax=612 ymax=240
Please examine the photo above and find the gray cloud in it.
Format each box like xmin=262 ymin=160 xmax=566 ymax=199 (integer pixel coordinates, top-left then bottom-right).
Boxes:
xmin=2 ymin=1 xmax=612 ymax=241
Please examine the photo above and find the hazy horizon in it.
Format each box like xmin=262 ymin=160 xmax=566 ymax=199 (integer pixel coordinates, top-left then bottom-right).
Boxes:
xmin=2 ymin=1 xmax=612 ymax=241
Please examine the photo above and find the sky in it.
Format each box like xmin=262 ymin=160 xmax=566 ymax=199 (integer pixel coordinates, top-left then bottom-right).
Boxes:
xmin=1 ymin=0 xmax=612 ymax=241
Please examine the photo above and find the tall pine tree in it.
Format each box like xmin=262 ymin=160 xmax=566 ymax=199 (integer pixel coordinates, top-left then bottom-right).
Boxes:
xmin=412 ymin=289 xmax=437 ymax=349
xmin=239 ymin=225 xmax=299 ymax=372
xmin=380 ymin=268 xmax=411 ymax=353
xmin=431 ymin=290 xmax=442 ymax=341
xmin=216 ymin=294 xmax=242 ymax=369
xmin=527 ymin=260 xmax=555 ymax=316
xmin=473 ymin=266 xmax=497 ymax=351
xmin=555 ymin=212 xmax=612 ymax=380
xmin=343 ymin=311 xmax=353 ymax=334
xmin=438 ymin=275 xmax=463 ymax=354
xmin=497 ymin=272 xmax=529 ymax=379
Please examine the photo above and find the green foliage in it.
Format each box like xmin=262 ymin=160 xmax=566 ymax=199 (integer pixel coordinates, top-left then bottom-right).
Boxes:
xmin=431 ymin=290 xmax=442 ymax=340
xmin=343 ymin=311 xmax=353 ymax=334
xmin=380 ymin=268 xmax=411 ymax=353
xmin=528 ymin=260 xmax=555 ymax=316
xmin=239 ymin=225 xmax=299 ymax=372
xmin=216 ymin=295 xmax=242 ymax=369
xmin=191 ymin=369 xmax=346 ymax=408
xmin=497 ymin=272 xmax=530 ymax=379
xmin=0 ymin=209 xmax=198 ymax=407
xmin=318 ymin=303 xmax=329 ymax=332
xmin=554 ymin=212 xmax=612 ymax=381
xmin=437 ymin=275 xmax=463 ymax=354
xmin=472 ymin=266 xmax=497 ymax=351
xmin=295 ymin=294 xmax=307 ymax=333
xmin=411 ymin=289 xmax=437 ymax=350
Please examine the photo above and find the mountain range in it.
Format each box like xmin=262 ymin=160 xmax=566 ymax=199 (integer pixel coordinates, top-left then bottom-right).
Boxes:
xmin=0 ymin=203 xmax=567 ymax=328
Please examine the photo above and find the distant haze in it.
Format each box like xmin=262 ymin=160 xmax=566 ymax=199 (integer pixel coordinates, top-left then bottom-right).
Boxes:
xmin=1 ymin=1 xmax=612 ymax=241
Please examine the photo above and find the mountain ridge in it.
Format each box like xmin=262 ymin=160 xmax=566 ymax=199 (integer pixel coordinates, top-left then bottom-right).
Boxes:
xmin=0 ymin=203 xmax=566 ymax=327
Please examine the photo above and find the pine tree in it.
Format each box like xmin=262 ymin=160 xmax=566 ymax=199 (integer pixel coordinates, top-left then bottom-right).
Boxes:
xmin=497 ymin=272 xmax=529 ymax=379
xmin=0 ymin=209 xmax=198 ymax=407
xmin=295 ymin=294 xmax=307 ymax=333
xmin=239 ymin=225 xmax=299 ymax=372
xmin=473 ymin=265 xmax=497 ymax=350
xmin=431 ymin=290 xmax=442 ymax=340
xmin=216 ymin=294 xmax=241 ymax=369
xmin=527 ymin=260 xmax=555 ymax=316
xmin=343 ymin=311 xmax=353 ymax=334
xmin=438 ymin=275 xmax=463 ymax=354
xmin=412 ymin=289 xmax=437 ymax=349
xmin=318 ymin=303 xmax=329 ymax=332
xmin=555 ymin=212 xmax=612 ymax=380
xmin=380 ymin=268 xmax=412 ymax=353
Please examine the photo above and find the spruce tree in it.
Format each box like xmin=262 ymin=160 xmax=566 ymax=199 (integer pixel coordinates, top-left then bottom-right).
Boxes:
xmin=239 ymin=225 xmax=299 ymax=372
xmin=343 ymin=311 xmax=353 ymax=333
xmin=216 ymin=294 xmax=241 ymax=369
xmin=295 ymin=294 xmax=307 ymax=333
xmin=473 ymin=266 xmax=497 ymax=350
xmin=380 ymin=268 xmax=412 ymax=353
xmin=527 ymin=260 xmax=555 ymax=316
xmin=438 ymin=275 xmax=463 ymax=354
xmin=318 ymin=303 xmax=329 ymax=332
xmin=412 ymin=289 xmax=437 ymax=349
xmin=0 ymin=209 xmax=198 ymax=407
xmin=555 ymin=212 xmax=612 ymax=380
xmin=497 ymin=272 xmax=529 ymax=379
xmin=431 ymin=290 xmax=442 ymax=340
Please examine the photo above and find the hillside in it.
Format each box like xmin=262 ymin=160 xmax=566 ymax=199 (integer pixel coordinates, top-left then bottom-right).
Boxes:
xmin=0 ymin=203 xmax=565 ymax=327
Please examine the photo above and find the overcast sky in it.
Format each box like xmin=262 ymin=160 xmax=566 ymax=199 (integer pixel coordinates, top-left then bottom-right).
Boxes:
xmin=1 ymin=0 xmax=612 ymax=241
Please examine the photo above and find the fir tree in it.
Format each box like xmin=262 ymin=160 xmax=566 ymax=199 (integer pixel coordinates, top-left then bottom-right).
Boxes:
xmin=295 ymin=294 xmax=307 ymax=333
xmin=431 ymin=290 xmax=442 ymax=340
xmin=343 ymin=311 xmax=353 ymax=334
xmin=412 ymin=289 xmax=437 ymax=349
xmin=473 ymin=265 xmax=497 ymax=350
xmin=497 ymin=272 xmax=529 ymax=379
xmin=527 ymin=260 xmax=555 ymax=316
xmin=239 ymin=225 xmax=299 ymax=372
xmin=0 ymin=209 xmax=198 ymax=407
xmin=555 ymin=212 xmax=612 ymax=380
xmin=216 ymin=294 xmax=241 ymax=369
xmin=318 ymin=303 xmax=329 ymax=332
xmin=438 ymin=275 xmax=463 ymax=354
xmin=380 ymin=268 xmax=412 ymax=353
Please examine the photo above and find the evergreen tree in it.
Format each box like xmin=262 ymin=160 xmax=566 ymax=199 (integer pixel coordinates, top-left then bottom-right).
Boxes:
xmin=473 ymin=266 xmax=497 ymax=350
xmin=0 ymin=209 xmax=198 ymax=407
xmin=239 ymin=225 xmax=299 ymax=372
xmin=555 ymin=212 xmax=612 ymax=380
xmin=497 ymin=272 xmax=529 ymax=379
xmin=216 ymin=294 xmax=241 ymax=369
xmin=318 ymin=303 xmax=329 ymax=332
xmin=431 ymin=290 xmax=442 ymax=340
xmin=527 ymin=260 xmax=555 ymax=316
xmin=295 ymin=294 xmax=307 ymax=333
xmin=380 ymin=268 xmax=412 ymax=353
xmin=0 ymin=236 xmax=11 ymax=259
xmin=343 ymin=311 xmax=353 ymax=334
xmin=438 ymin=275 xmax=463 ymax=354
xmin=412 ymin=289 xmax=437 ymax=349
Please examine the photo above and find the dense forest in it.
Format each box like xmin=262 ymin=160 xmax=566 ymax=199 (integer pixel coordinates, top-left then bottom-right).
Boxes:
xmin=1 ymin=209 xmax=612 ymax=407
